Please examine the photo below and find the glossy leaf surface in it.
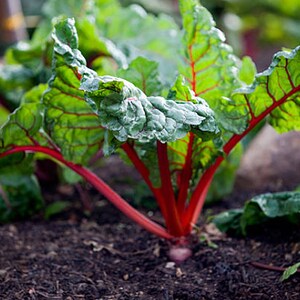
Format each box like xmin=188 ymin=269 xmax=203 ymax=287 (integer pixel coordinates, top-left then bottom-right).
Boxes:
xmin=281 ymin=262 xmax=300 ymax=281
xmin=223 ymin=46 xmax=300 ymax=134
xmin=213 ymin=192 xmax=300 ymax=235
xmin=43 ymin=18 xmax=104 ymax=164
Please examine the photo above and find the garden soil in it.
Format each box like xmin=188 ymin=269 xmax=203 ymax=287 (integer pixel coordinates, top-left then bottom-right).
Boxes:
xmin=0 ymin=127 xmax=300 ymax=300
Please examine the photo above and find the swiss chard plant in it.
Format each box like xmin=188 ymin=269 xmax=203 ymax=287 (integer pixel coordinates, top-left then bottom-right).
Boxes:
xmin=0 ymin=0 xmax=299 ymax=259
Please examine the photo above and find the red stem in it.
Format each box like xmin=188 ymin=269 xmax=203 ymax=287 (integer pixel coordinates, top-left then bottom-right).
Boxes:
xmin=251 ymin=261 xmax=300 ymax=273
xmin=177 ymin=133 xmax=194 ymax=214
xmin=182 ymin=84 xmax=300 ymax=234
xmin=157 ymin=141 xmax=184 ymax=236
xmin=121 ymin=142 xmax=169 ymax=223
xmin=181 ymin=156 xmax=222 ymax=233
xmin=0 ymin=146 xmax=173 ymax=239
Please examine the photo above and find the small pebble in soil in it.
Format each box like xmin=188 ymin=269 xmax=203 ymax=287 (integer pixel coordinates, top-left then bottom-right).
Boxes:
xmin=176 ymin=267 xmax=183 ymax=278
xmin=123 ymin=274 xmax=129 ymax=281
xmin=168 ymin=247 xmax=192 ymax=264
xmin=165 ymin=262 xmax=176 ymax=269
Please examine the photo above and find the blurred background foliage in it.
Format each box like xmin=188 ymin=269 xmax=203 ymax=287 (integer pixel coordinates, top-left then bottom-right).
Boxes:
xmin=120 ymin=0 xmax=300 ymax=70
xmin=18 ymin=0 xmax=300 ymax=70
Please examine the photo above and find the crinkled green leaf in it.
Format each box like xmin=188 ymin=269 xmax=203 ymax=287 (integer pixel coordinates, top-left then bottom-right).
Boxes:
xmin=166 ymin=76 xmax=221 ymax=192
xmin=168 ymin=76 xmax=221 ymax=138
xmin=117 ymin=57 xmax=162 ymax=95
xmin=281 ymin=262 xmax=300 ymax=281
xmin=83 ymin=75 xmax=219 ymax=144
xmin=44 ymin=12 xmax=219 ymax=183
xmin=42 ymin=21 xmax=217 ymax=149
xmin=244 ymin=192 xmax=300 ymax=218
xmin=224 ymin=46 xmax=300 ymax=134
xmin=43 ymin=18 xmax=104 ymax=165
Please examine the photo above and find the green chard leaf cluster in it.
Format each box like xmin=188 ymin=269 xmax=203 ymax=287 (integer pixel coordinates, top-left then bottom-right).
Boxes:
xmin=0 ymin=0 xmax=299 ymax=228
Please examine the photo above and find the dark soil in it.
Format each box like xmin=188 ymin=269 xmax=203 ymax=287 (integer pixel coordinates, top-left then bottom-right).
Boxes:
xmin=1 ymin=186 xmax=300 ymax=300
xmin=1 ymin=130 xmax=300 ymax=299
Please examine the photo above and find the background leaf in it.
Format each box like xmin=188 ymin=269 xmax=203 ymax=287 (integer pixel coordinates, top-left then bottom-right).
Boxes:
xmin=117 ymin=57 xmax=163 ymax=95
xmin=213 ymin=192 xmax=300 ymax=235
xmin=94 ymin=2 xmax=181 ymax=85
xmin=281 ymin=262 xmax=300 ymax=281
xmin=0 ymin=154 xmax=44 ymax=223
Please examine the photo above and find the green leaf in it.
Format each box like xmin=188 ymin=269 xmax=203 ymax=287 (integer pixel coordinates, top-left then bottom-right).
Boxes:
xmin=61 ymin=167 xmax=82 ymax=184
xmin=244 ymin=192 xmax=300 ymax=218
xmin=0 ymin=155 xmax=44 ymax=223
xmin=238 ymin=56 xmax=257 ymax=85
xmin=83 ymin=75 xmax=219 ymax=144
xmin=224 ymin=46 xmax=300 ymax=134
xmin=166 ymin=76 xmax=222 ymax=192
xmin=44 ymin=201 xmax=71 ymax=220
xmin=4 ymin=42 xmax=44 ymax=70
xmin=0 ymin=65 xmax=34 ymax=109
xmin=95 ymin=3 xmax=181 ymax=85
xmin=281 ymin=262 xmax=300 ymax=281
xmin=213 ymin=192 xmax=300 ymax=235
xmin=0 ymin=103 xmax=47 ymax=151
xmin=43 ymin=18 xmax=104 ymax=164
xmin=22 ymin=84 xmax=48 ymax=104
xmin=163 ymin=0 xmax=241 ymax=195
xmin=117 ymin=57 xmax=162 ymax=95
xmin=76 ymin=18 xmax=127 ymax=70
xmin=42 ymin=0 xmax=93 ymax=20
xmin=212 ymin=209 xmax=243 ymax=233
xmin=178 ymin=0 xmax=240 ymax=105
xmin=36 ymin=19 xmax=217 ymax=149
xmin=0 ymin=106 xmax=9 ymax=127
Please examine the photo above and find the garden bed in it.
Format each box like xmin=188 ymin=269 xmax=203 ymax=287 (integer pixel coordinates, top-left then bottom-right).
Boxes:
xmin=0 ymin=129 xmax=300 ymax=300
xmin=0 ymin=196 xmax=300 ymax=300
